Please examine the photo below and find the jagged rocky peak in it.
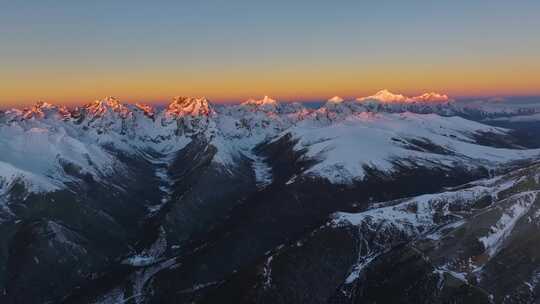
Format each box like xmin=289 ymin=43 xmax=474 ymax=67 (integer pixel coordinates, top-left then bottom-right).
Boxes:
xmin=240 ymin=96 xmax=310 ymax=118
xmin=84 ymin=96 xmax=131 ymax=118
xmin=21 ymin=101 xmax=71 ymax=120
xmin=33 ymin=101 xmax=56 ymax=110
xmin=166 ymin=96 xmax=213 ymax=117
xmin=134 ymin=103 xmax=155 ymax=119
xmin=22 ymin=101 xmax=55 ymax=119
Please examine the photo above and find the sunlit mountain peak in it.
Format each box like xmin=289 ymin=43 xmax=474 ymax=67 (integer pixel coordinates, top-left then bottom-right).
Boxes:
xmin=327 ymin=96 xmax=345 ymax=103
xmin=166 ymin=96 xmax=212 ymax=117
xmin=357 ymin=89 xmax=409 ymax=103
xmin=357 ymin=89 xmax=451 ymax=104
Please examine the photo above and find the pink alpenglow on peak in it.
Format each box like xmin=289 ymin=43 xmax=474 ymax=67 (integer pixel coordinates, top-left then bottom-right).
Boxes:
xmin=357 ymin=90 xmax=409 ymax=103
xmin=135 ymin=103 xmax=155 ymax=118
xmin=21 ymin=101 xmax=71 ymax=120
xmin=33 ymin=101 xmax=55 ymax=110
xmin=57 ymin=105 xmax=72 ymax=120
xmin=84 ymin=97 xmax=131 ymax=118
xmin=357 ymin=89 xmax=451 ymax=103
xmin=22 ymin=101 xmax=56 ymax=119
xmin=327 ymin=96 xmax=345 ymax=103
xmin=241 ymin=96 xmax=280 ymax=112
xmin=166 ymin=96 xmax=213 ymax=117
xmin=242 ymin=96 xmax=278 ymax=106
xmin=411 ymin=92 xmax=451 ymax=103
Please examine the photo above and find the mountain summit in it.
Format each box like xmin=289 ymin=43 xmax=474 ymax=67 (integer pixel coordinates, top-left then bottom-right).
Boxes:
xmin=327 ymin=96 xmax=345 ymax=103
xmin=358 ymin=89 xmax=410 ymax=103
xmin=357 ymin=89 xmax=451 ymax=103
xmin=84 ymin=96 xmax=131 ymax=118
xmin=166 ymin=96 xmax=213 ymax=117
xmin=243 ymin=95 xmax=278 ymax=106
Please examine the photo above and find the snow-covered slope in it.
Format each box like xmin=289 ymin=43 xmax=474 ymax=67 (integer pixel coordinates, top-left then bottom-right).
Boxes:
xmin=1 ymin=94 xmax=539 ymax=195
xmin=284 ymin=111 xmax=539 ymax=183
xmin=0 ymin=109 xmax=124 ymax=194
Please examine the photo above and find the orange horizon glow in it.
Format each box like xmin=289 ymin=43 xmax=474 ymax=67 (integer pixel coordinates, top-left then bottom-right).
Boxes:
xmin=2 ymin=50 xmax=540 ymax=108
xmin=2 ymin=89 xmax=539 ymax=109
xmin=2 ymin=64 xmax=539 ymax=108
xmin=2 ymin=2 xmax=539 ymax=108
xmin=3 ymin=90 xmax=540 ymax=109
xmin=0 ymin=0 xmax=540 ymax=108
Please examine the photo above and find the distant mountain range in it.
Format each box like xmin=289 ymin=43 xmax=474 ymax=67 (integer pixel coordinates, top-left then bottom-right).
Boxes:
xmin=1 ymin=91 xmax=540 ymax=303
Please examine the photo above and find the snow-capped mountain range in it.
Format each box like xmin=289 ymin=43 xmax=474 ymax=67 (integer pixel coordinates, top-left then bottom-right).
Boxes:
xmin=2 ymin=90 xmax=540 ymax=304
xmin=1 ymin=91 xmax=540 ymax=195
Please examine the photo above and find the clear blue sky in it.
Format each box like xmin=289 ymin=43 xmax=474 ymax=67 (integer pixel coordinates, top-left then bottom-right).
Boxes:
xmin=1 ymin=0 xmax=539 ymax=105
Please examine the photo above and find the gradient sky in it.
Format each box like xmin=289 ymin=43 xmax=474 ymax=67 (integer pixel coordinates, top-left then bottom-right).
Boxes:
xmin=1 ymin=0 xmax=539 ymax=106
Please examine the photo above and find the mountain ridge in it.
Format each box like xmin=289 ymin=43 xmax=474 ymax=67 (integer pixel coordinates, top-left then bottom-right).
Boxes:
xmin=2 ymin=92 xmax=540 ymax=192
xmin=1 ymin=91 xmax=540 ymax=303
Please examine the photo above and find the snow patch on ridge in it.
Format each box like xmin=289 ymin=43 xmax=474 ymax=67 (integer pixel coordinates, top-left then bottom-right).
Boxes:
xmin=0 ymin=121 xmax=122 ymax=193
xmin=479 ymin=191 xmax=538 ymax=257
xmin=332 ymin=172 xmax=527 ymax=284
xmin=123 ymin=227 xmax=167 ymax=267
xmin=251 ymin=155 xmax=272 ymax=188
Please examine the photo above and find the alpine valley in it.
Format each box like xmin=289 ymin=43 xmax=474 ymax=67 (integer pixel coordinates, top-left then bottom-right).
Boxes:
xmin=1 ymin=91 xmax=540 ymax=304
